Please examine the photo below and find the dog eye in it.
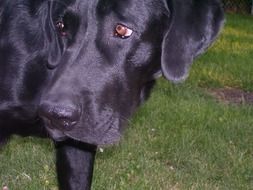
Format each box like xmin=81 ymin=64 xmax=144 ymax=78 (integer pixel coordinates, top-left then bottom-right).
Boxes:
xmin=114 ymin=24 xmax=133 ymax=39
xmin=56 ymin=21 xmax=67 ymax=36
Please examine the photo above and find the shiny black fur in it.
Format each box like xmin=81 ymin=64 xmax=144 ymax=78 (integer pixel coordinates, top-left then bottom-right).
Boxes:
xmin=0 ymin=0 xmax=224 ymax=189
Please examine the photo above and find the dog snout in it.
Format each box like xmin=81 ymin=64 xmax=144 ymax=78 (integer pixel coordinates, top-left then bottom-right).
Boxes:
xmin=38 ymin=102 xmax=81 ymax=130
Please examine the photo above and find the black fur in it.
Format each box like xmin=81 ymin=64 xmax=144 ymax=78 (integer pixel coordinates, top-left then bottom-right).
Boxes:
xmin=0 ymin=0 xmax=224 ymax=189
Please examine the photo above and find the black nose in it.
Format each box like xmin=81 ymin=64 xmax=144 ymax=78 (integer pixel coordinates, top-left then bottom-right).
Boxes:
xmin=38 ymin=102 xmax=81 ymax=130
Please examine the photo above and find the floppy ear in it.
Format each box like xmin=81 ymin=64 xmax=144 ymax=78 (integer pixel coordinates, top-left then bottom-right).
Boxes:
xmin=161 ymin=0 xmax=224 ymax=82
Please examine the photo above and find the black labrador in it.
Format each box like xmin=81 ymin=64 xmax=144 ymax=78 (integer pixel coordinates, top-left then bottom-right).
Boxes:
xmin=0 ymin=0 xmax=224 ymax=189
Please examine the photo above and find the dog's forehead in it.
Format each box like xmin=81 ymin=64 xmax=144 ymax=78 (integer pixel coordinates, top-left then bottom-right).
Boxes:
xmin=95 ymin=0 xmax=165 ymax=18
xmin=63 ymin=0 xmax=166 ymax=27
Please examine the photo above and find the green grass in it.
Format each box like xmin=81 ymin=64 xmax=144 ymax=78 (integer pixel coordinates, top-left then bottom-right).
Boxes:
xmin=190 ymin=14 xmax=253 ymax=91
xmin=0 ymin=137 xmax=57 ymax=190
xmin=1 ymin=14 xmax=253 ymax=190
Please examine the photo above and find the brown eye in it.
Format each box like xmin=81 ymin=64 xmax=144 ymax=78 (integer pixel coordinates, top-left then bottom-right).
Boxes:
xmin=56 ymin=21 xmax=67 ymax=36
xmin=114 ymin=24 xmax=133 ymax=39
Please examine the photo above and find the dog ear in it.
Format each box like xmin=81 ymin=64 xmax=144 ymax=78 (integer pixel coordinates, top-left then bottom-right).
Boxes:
xmin=161 ymin=0 xmax=224 ymax=82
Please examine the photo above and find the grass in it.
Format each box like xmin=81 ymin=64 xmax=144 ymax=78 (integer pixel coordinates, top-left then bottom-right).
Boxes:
xmin=1 ymin=14 xmax=253 ymax=190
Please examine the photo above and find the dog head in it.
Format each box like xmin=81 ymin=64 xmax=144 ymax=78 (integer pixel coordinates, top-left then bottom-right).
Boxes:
xmin=39 ymin=0 xmax=224 ymax=145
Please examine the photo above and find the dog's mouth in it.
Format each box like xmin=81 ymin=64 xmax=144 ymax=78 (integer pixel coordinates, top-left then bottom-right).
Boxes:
xmin=42 ymin=118 xmax=68 ymax=141
xmin=40 ymin=112 xmax=81 ymax=141
xmin=45 ymin=125 xmax=87 ymax=143
xmin=41 ymin=111 xmax=123 ymax=145
xmin=45 ymin=127 xmax=68 ymax=141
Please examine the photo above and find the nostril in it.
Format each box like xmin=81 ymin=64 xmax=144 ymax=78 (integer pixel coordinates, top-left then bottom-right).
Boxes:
xmin=38 ymin=103 xmax=80 ymax=130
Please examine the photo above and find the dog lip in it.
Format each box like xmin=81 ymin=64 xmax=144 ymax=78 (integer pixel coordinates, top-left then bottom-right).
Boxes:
xmin=41 ymin=117 xmax=68 ymax=141
xmin=45 ymin=126 xmax=68 ymax=141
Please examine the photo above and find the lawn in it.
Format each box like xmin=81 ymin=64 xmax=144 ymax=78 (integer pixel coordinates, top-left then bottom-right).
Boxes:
xmin=1 ymin=14 xmax=253 ymax=190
